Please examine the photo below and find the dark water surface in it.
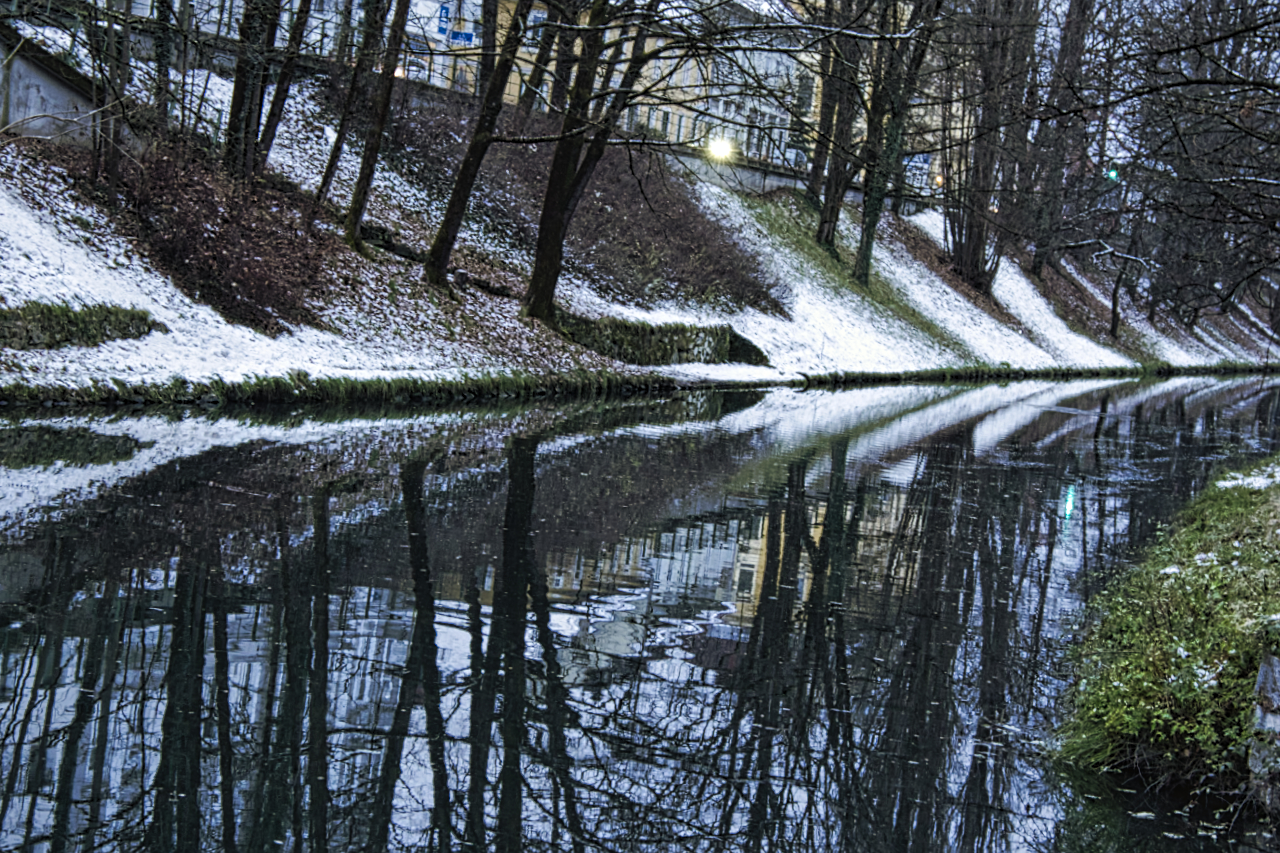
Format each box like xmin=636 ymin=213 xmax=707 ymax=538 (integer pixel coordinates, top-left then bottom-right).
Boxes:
xmin=3 ymin=377 xmax=1280 ymax=853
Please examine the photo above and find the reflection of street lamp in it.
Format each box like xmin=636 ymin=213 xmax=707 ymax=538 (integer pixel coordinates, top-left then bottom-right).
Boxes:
xmin=708 ymin=138 xmax=734 ymax=161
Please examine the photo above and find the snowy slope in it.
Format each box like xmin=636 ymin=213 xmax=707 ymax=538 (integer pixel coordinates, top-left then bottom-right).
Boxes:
xmin=566 ymin=184 xmax=962 ymax=382
xmin=0 ymin=166 xmax=540 ymax=387
xmin=0 ymin=52 xmax=1270 ymax=392
xmin=909 ymin=210 xmax=1136 ymax=368
xmin=872 ymin=236 xmax=1059 ymax=368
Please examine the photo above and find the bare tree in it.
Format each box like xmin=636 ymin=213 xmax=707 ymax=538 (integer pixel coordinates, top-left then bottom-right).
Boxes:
xmin=813 ymin=0 xmax=874 ymax=251
xmin=224 ymin=0 xmax=283 ymax=176
xmin=344 ymin=0 xmax=416 ymax=248
xmin=419 ymin=0 xmax=538 ymax=283
xmin=938 ymin=0 xmax=1039 ymax=294
xmin=523 ymin=0 xmax=662 ymax=322
xmin=309 ymin=0 xmax=391 ymax=222
xmin=850 ymin=0 xmax=946 ymax=287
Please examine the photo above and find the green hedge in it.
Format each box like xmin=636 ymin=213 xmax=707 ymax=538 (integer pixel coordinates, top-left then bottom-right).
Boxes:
xmin=556 ymin=310 xmax=769 ymax=367
xmin=0 ymin=302 xmax=168 ymax=349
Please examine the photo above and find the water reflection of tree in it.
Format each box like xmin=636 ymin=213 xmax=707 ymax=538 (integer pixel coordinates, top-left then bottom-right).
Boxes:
xmin=5 ymin=384 xmax=1280 ymax=853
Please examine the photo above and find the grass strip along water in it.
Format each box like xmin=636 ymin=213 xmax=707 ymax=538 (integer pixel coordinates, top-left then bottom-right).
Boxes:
xmin=1060 ymin=454 xmax=1280 ymax=801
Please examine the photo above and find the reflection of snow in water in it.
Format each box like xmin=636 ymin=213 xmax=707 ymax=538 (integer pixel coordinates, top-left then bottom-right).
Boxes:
xmin=2 ymin=378 xmax=1278 ymax=851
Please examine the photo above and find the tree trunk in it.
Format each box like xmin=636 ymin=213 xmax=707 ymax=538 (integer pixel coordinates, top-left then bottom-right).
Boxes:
xmin=852 ymin=0 xmax=940 ymax=287
xmin=344 ymin=0 xmax=414 ymax=248
xmin=335 ymin=0 xmax=356 ymax=61
xmin=479 ymin=0 xmax=499 ymax=95
xmin=493 ymin=436 xmax=537 ymax=853
xmin=1109 ymin=225 xmax=1142 ymax=338
xmin=224 ymin=0 xmax=274 ymax=175
xmin=804 ymin=0 xmax=837 ymax=204
xmin=852 ymin=95 xmax=910 ymax=285
xmin=307 ymin=492 xmax=331 ymax=853
xmin=814 ymin=32 xmax=860 ymax=250
xmin=523 ymin=0 xmax=654 ymax=321
xmin=948 ymin=0 xmax=1037 ymax=292
xmin=104 ymin=0 xmax=131 ymax=203
xmin=255 ymin=0 xmax=316 ymax=172
xmin=421 ymin=0 xmax=539 ymax=282
xmin=144 ymin=540 xmax=208 ymax=852
xmin=308 ymin=0 xmax=390 ymax=222
xmin=245 ymin=1 xmax=283 ymax=167
xmin=516 ymin=5 xmax=562 ymax=125
xmin=525 ymin=180 xmax=572 ymax=321
xmin=548 ymin=0 xmax=583 ymax=113
xmin=211 ymin=567 xmax=238 ymax=853
xmin=245 ymin=511 xmax=312 ymax=853
xmin=1029 ymin=0 xmax=1093 ymax=275
xmin=152 ymin=0 xmax=176 ymax=127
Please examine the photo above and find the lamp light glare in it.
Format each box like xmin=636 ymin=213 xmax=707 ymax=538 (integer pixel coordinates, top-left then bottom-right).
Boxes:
xmin=708 ymin=138 xmax=733 ymax=160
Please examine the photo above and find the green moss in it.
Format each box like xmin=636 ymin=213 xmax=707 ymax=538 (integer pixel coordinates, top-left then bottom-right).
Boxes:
xmin=0 ymin=425 xmax=154 ymax=468
xmin=0 ymin=363 xmax=1270 ymax=416
xmin=555 ymin=310 xmax=769 ymax=367
xmin=0 ymin=302 xmax=168 ymax=350
xmin=1058 ymin=455 xmax=1280 ymax=788
xmin=0 ymin=368 xmax=690 ymax=415
xmin=799 ymin=362 xmax=1274 ymax=388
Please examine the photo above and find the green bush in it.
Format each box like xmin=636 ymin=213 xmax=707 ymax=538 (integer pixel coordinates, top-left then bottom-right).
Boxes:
xmin=1059 ymin=462 xmax=1280 ymax=787
xmin=0 ymin=302 xmax=167 ymax=349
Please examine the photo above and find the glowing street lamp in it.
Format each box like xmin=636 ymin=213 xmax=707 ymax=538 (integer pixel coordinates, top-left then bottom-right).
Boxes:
xmin=707 ymin=137 xmax=734 ymax=161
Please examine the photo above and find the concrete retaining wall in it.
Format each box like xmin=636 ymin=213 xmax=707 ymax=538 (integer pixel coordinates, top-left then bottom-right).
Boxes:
xmin=0 ymin=21 xmax=104 ymax=146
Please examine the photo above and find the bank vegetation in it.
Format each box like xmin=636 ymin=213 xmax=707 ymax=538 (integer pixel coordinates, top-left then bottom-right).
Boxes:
xmin=1061 ymin=455 xmax=1280 ymax=798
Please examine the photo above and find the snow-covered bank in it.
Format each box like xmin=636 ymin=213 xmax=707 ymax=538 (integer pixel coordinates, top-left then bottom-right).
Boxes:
xmin=11 ymin=375 xmax=1252 ymax=540
xmin=0 ymin=61 xmax=1272 ymax=396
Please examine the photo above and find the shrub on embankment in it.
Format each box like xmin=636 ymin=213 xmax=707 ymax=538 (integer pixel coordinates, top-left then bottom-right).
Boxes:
xmin=0 ymin=301 xmax=167 ymax=349
xmin=1059 ymin=459 xmax=1280 ymax=789
xmin=555 ymin=311 xmax=770 ymax=366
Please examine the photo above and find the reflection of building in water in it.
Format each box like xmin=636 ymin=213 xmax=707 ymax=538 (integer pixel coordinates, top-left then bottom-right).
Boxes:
xmin=3 ymin=381 xmax=1279 ymax=853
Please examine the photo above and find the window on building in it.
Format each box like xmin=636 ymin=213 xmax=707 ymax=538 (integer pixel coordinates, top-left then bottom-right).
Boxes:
xmin=524 ymin=10 xmax=547 ymax=50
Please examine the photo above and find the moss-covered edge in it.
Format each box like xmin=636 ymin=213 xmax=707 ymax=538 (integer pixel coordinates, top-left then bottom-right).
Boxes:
xmin=0 ymin=369 xmax=709 ymax=412
xmin=555 ymin=309 xmax=770 ymax=367
xmin=801 ymin=361 xmax=1276 ymax=387
xmin=0 ymin=362 xmax=1271 ymax=413
xmin=0 ymin=302 xmax=169 ymax=349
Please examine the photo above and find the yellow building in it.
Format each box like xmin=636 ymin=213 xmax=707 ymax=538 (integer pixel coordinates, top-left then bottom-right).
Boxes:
xmin=398 ymin=0 xmax=812 ymax=168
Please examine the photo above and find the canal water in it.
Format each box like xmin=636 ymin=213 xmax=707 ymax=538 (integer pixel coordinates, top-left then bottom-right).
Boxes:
xmin=2 ymin=377 xmax=1279 ymax=852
